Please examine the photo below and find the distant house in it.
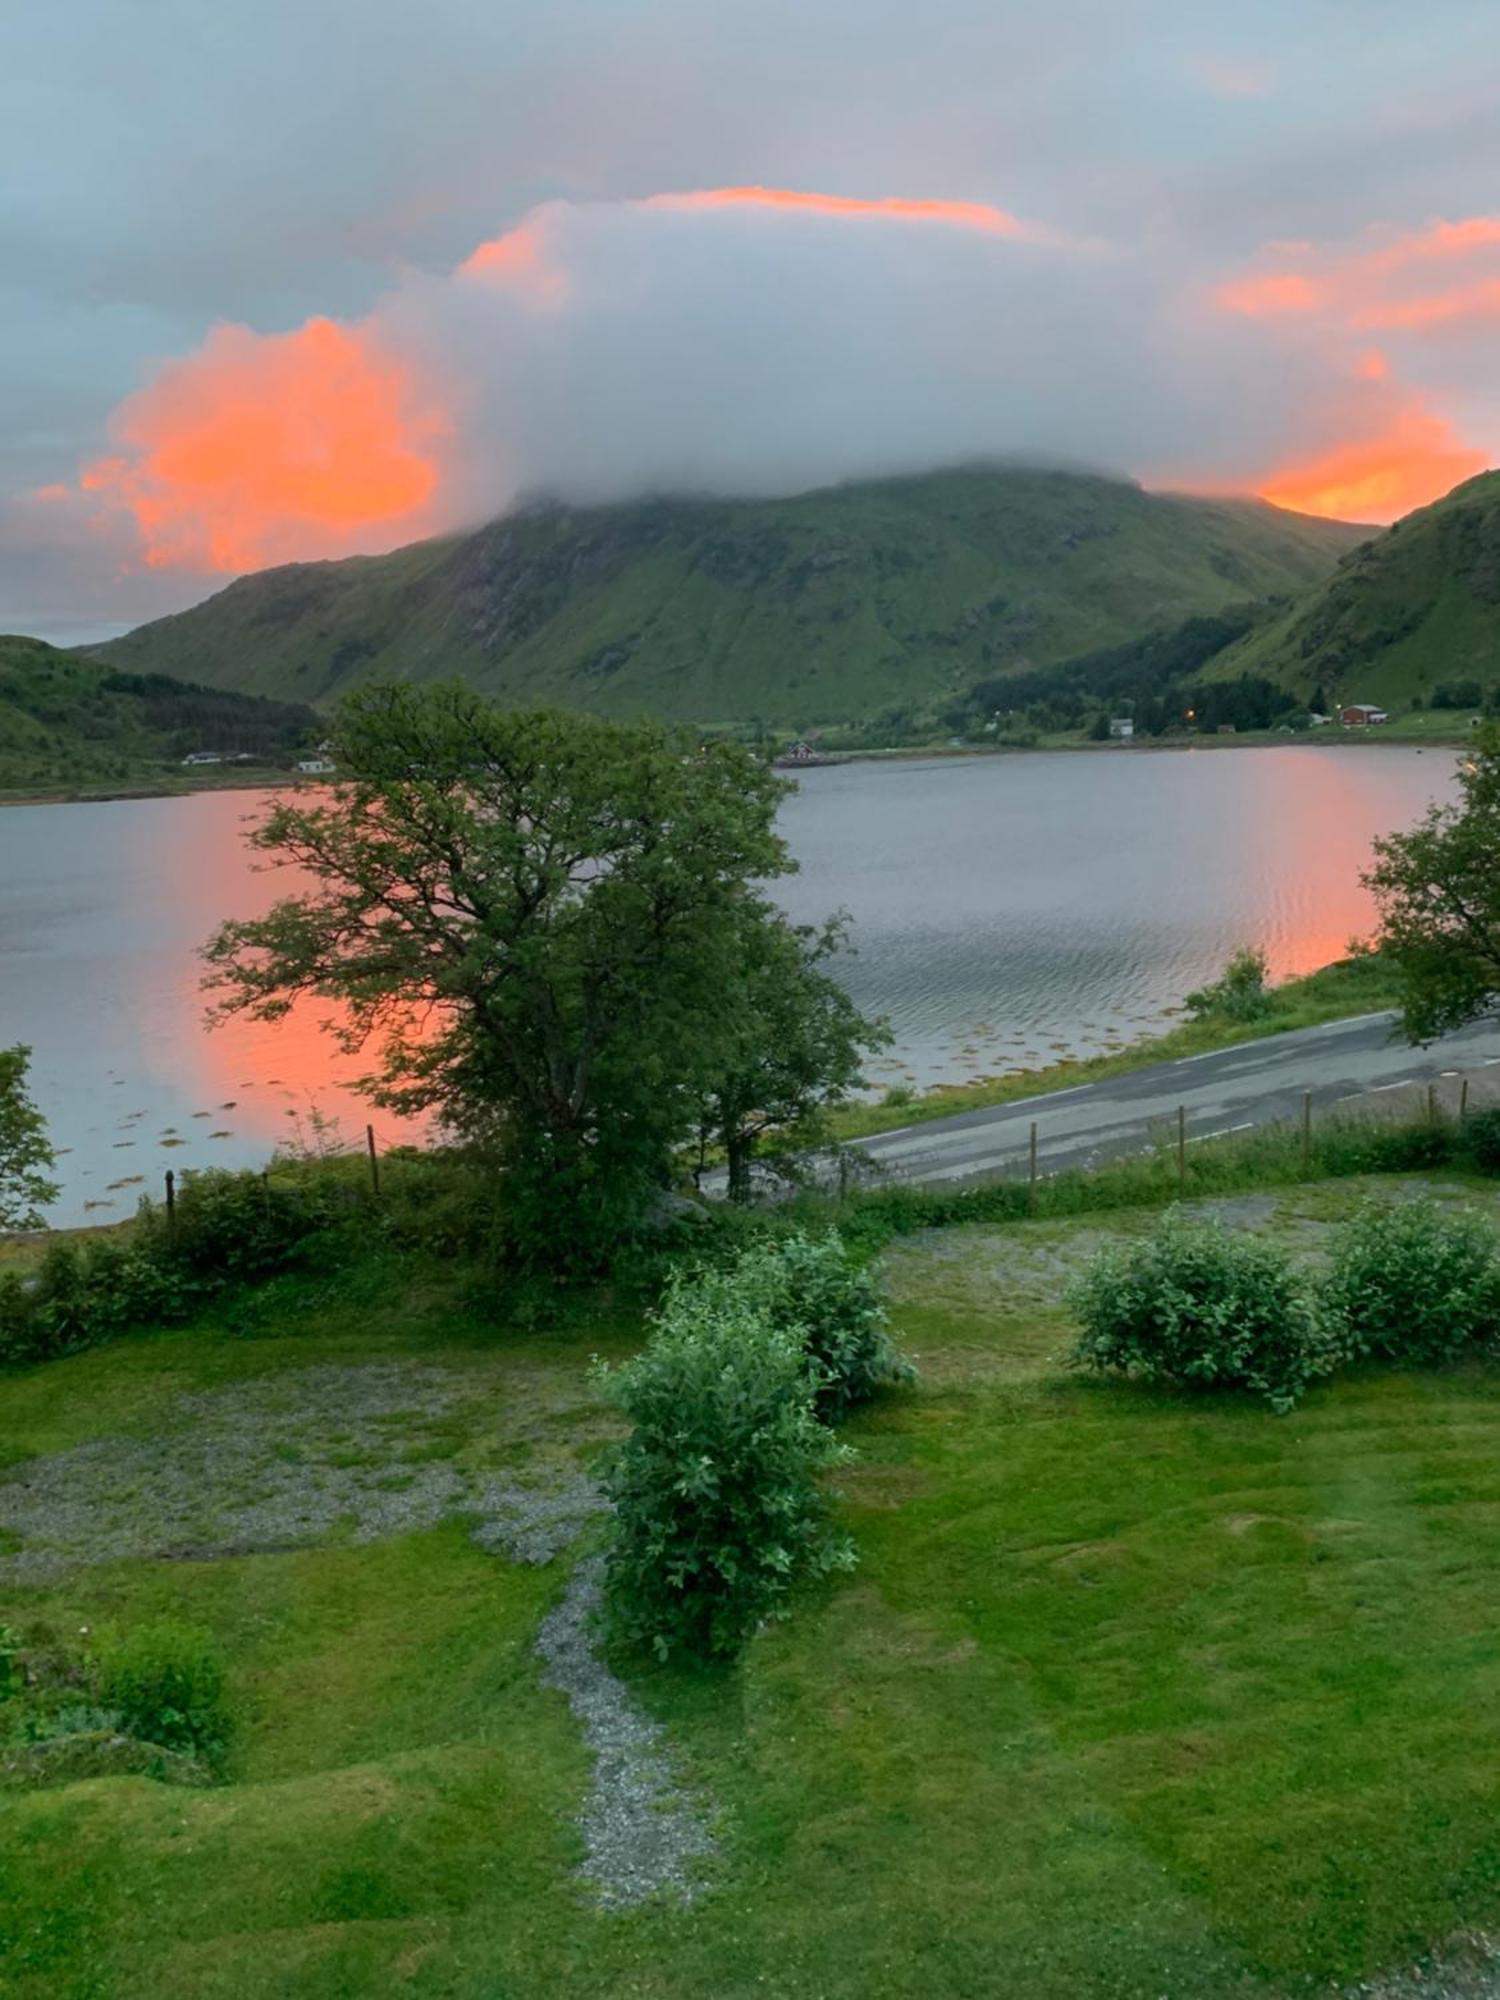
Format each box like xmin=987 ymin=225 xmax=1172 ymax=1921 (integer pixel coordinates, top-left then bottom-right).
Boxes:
xmin=1340 ymin=704 xmax=1389 ymax=727
xmin=1309 ymin=712 xmax=1332 ymax=727
xmin=780 ymin=740 xmax=820 ymax=764
xmin=180 ymin=751 xmax=224 ymax=767
xmin=1108 ymin=717 xmax=1134 ymax=741
xmin=297 ymin=756 xmax=336 ymax=775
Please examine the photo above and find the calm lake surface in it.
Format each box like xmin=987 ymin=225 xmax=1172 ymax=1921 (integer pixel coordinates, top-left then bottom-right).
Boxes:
xmin=1 ymin=745 xmax=1458 ymax=1223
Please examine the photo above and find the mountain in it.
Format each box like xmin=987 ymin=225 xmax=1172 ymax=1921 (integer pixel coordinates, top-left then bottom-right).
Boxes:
xmin=92 ymin=468 xmax=1368 ymax=728
xmin=0 ymin=634 xmax=317 ymax=793
xmin=1213 ymin=469 xmax=1500 ymax=710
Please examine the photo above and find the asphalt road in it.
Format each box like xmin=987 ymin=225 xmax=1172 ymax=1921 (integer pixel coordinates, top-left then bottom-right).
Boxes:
xmin=853 ymin=1011 xmax=1500 ymax=1189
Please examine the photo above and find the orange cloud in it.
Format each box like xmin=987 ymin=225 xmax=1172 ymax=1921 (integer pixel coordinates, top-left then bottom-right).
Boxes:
xmin=459 ymin=218 xmax=570 ymax=304
xmin=645 ymin=185 xmax=1043 ymax=239
xmin=1259 ymin=405 xmax=1484 ymax=522
xmin=1218 ymin=213 xmax=1500 ymax=335
xmin=82 ymin=317 xmax=447 ymax=572
xmin=1216 ymin=272 xmax=1324 ymax=317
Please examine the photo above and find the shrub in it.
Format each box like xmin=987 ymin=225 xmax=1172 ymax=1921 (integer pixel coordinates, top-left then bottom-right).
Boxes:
xmin=0 ymin=1236 xmax=203 ymax=1370
xmin=1067 ymin=1210 xmax=1324 ymax=1411
xmin=137 ymin=1168 xmax=340 ymax=1282
xmin=1463 ymin=1108 xmax=1500 ymax=1176
xmin=597 ymin=1294 xmax=856 ymax=1660
xmin=1184 ymin=946 xmax=1275 ymax=1024
xmin=94 ymin=1620 xmax=230 ymax=1762
xmin=680 ymin=1231 xmax=914 ymax=1421
xmin=0 ymin=1269 xmax=40 ymax=1367
xmin=1319 ymin=1198 xmax=1500 ymax=1366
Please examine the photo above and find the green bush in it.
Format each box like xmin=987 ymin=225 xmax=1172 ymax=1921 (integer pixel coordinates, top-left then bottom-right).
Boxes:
xmin=1319 ymin=1198 xmax=1500 ymax=1366
xmin=1463 ymin=1108 xmax=1500 ymax=1176
xmin=1068 ymin=1210 xmax=1325 ymax=1411
xmin=137 ymin=1168 xmax=341 ymax=1281
xmin=94 ymin=1620 xmax=230 ymax=1763
xmin=679 ymin=1231 xmax=913 ymax=1421
xmin=1184 ymin=947 xmax=1275 ymax=1024
xmin=0 ymin=1237 xmax=202 ymax=1369
xmin=597 ymin=1293 xmax=856 ymax=1660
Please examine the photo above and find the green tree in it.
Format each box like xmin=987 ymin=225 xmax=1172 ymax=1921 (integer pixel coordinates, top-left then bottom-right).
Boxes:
xmin=696 ymin=914 xmax=887 ymax=1202
xmin=1366 ymin=724 xmax=1500 ymax=1041
xmin=0 ymin=1046 xmax=56 ymax=1230
xmin=203 ymin=683 xmax=838 ymax=1265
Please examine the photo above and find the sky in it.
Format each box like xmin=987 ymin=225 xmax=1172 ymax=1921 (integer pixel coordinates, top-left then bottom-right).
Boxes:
xmin=4 ymin=0 xmax=1500 ymax=642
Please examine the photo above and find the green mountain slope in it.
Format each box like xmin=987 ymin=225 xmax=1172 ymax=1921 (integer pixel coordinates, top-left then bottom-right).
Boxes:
xmin=0 ymin=635 xmax=318 ymax=793
xmin=94 ymin=467 xmax=1368 ymax=727
xmin=1213 ymin=469 xmax=1500 ymax=710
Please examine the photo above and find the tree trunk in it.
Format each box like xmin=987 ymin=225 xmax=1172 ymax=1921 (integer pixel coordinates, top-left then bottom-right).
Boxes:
xmin=725 ymin=1133 xmax=754 ymax=1205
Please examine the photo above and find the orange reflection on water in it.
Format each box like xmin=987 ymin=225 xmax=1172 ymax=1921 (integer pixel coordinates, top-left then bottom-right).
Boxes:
xmin=131 ymin=795 xmax=433 ymax=1163
xmin=1236 ymin=746 xmax=1418 ymax=979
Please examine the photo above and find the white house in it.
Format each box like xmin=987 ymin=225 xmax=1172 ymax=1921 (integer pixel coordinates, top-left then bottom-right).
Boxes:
xmin=180 ymin=751 xmax=224 ymax=767
xmin=1108 ymin=717 xmax=1134 ymax=741
xmin=297 ymin=756 xmax=336 ymax=775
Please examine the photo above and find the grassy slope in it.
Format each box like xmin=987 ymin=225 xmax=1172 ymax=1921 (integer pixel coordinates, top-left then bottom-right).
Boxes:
xmin=0 ymin=634 xmax=317 ymax=796
xmin=93 ymin=469 xmax=1366 ymax=728
xmin=5 ymin=1174 xmax=1500 ymax=1995
xmin=834 ymin=948 xmax=1404 ymax=1142
xmin=1212 ymin=469 xmax=1500 ymax=713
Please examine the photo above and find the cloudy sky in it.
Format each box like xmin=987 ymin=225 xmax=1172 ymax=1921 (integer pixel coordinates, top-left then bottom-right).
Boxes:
xmin=4 ymin=0 xmax=1499 ymax=640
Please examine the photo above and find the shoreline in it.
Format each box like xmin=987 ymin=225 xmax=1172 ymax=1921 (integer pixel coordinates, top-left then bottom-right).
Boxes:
xmin=6 ymin=721 xmax=1471 ymax=805
xmin=792 ymin=725 xmax=1472 ymax=770
xmin=0 ymin=774 xmax=308 ymax=810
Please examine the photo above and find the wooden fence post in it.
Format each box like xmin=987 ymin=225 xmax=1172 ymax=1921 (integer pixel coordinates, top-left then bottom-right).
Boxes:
xmin=1301 ymin=1091 xmax=1312 ymax=1172
xmin=1177 ymin=1104 xmax=1186 ymax=1189
xmin=1460 ymin=1077 xmax=1470 ymax=1124
xmin=1028 ymin=1121 xmax=1039 ymax=1210
xmin=366 ymin=1123 xmax=381 ymax=1197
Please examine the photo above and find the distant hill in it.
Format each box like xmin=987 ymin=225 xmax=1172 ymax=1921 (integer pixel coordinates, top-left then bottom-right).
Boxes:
xmin=0 ymin=635 xmax=318 ymax=793
xmin=1214 ymin=469 xmax=1500 ymax=711
xmin=93 ymin=468 xmax=1368 ymax=728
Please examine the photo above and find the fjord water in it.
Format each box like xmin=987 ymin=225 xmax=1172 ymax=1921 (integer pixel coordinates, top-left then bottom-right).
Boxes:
xmin=1 ymin=745 xmax=1457 ymax=1223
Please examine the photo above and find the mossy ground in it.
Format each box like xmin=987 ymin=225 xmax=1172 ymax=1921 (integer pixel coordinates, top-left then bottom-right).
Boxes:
xmin=5 ymin=1177 xmax=1500 ymax=1996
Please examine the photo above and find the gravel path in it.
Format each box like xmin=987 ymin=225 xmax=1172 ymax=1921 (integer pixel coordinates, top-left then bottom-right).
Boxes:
xmin=535 ymin=1555 xmax=716 ymax=1908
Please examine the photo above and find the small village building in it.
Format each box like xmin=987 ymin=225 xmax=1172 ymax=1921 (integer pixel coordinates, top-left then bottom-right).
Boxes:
xmin=1339 ymin=704 xmax=1389 ymax=726
xmin=180 ymin=751 xmax=224 ymax=766
xmin=1108 ymin=717 xmax=1134 ymax=740
xmin=297 ymin=756 xmax=336 ymax=774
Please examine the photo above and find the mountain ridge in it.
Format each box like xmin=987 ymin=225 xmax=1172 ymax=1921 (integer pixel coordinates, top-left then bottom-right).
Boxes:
xmin=92 ymin=467 xmax=1368 ymax=728
xmin=1210 ymin=468 xmax=1500 ymax=710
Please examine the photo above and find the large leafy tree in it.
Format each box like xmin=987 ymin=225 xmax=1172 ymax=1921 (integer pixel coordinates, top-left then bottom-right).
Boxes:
xmin=695 ymin=914 xmax=887 ymax=1202
xmin=204 ymin=682 xmax=851 ymax=1262
xmin=1366 ymin=724 xmax=1500 ymax=1041
xmin=0 ymin=1045 xmax=57 ymax=1230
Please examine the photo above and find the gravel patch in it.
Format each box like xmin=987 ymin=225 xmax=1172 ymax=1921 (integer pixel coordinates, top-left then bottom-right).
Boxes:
xmin=535 ymin=1554 xmax=716 ymax=1909
xmin=0 ymin=1364 xmax=501 ymax=1581
xmin=469 ymin=1478 xmax=601 ymax=1565
xmin=1342 ymin=1933 xmax=1500 ymax=1998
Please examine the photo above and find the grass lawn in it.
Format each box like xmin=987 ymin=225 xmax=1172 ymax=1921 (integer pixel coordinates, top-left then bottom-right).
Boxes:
xmin=4 ymin=1177 xmax=1500 ymax=1996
